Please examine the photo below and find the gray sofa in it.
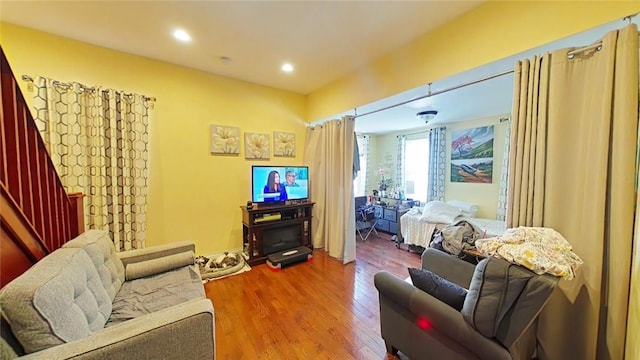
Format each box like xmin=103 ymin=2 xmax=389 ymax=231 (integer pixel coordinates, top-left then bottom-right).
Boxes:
xmin=0 ymin=230 xmax=215 ymax=359
xmin=374 ymin=248 xmax=558 ymax=360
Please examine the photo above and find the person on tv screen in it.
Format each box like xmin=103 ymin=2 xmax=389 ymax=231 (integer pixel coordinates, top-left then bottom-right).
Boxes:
xmin=263 ymin=170 xmax=288 ymax=201
xmin=285 ymin=170 xmax=300 ymax=187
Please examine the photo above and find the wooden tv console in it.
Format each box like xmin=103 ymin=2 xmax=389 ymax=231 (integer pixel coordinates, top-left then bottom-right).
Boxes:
xmin=240 ymin=201 xmax=314 ymax=266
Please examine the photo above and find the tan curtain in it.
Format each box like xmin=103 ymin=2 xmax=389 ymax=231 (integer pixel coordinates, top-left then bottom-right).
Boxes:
xmin=33 ymin=77 xmax=151 ymax=251
xmin=304 ymin=116 xmax=356 ymax=263
xmin=628 ymin=162 xmax=640 ymax=359
xmin=508 ymin=25 xmax=638 ymax=359
xmin=626 ymin=60 xmax=640 ymax=359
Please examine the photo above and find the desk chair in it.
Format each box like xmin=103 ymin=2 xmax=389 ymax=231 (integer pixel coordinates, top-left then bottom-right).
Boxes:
xmin=355 ymin=205 xmax=378 ymax=241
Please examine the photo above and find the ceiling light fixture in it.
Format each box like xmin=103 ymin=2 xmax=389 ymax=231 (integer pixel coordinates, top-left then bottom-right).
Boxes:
xmin=173 ymin=29 xmax=191 ymax=42
xmin=417 ymin=110 xmax=438 ymax=124
xmin=281 ymin=63 xmax=294 ymax=73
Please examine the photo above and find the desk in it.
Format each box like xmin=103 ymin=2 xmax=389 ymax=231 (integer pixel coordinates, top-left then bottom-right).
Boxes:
xmin=373 ymin=205 xmax=410 ymax=236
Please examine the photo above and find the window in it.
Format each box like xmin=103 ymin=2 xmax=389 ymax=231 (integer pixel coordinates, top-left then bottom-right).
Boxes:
xmin=404 ymin=137 xmax=429 ymax=202
xmin=353 ymin=135 xmax=368 ymax=196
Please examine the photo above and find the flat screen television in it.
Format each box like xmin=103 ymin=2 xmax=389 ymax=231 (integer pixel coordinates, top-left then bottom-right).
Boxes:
xmin=251 ymin=165 xmax=309 ymax=204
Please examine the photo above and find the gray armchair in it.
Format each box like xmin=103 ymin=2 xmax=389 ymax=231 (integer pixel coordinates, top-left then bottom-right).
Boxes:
xmin=374 ymin=248 xmax=559 ymax=360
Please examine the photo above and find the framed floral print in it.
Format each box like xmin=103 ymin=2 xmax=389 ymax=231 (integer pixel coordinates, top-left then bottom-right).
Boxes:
xmin=245 ymin=132 xmax=270 ymax=159
xmin=210 ymin=125 xmax=240 ymax=154
xmin=273 ymin=131 xmax=295 ymax=157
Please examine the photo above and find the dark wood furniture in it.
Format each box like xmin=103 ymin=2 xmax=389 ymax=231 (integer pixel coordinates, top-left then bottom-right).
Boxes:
xmin=240 ymin=201 xmax=314 ymax=266
xmin=1 ymin=47 xmax=84 ymax=288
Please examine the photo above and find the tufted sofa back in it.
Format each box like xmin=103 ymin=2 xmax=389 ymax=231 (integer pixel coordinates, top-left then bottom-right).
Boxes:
xmin=62 ymin=230 xmax=125 ymax=301
xmin=0 ymin=248 xmax=113 ymax=354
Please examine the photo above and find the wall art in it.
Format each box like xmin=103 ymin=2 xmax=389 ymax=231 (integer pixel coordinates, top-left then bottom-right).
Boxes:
xmin=450 ymin=125 xmax=494 ymax=183
xmin=245 ymin=132 xmax=270 ymax=159
xmin=210 ymin=125 xmax=240 ymax=155
xmin=273 ymin=131 xmax=295 ymax=157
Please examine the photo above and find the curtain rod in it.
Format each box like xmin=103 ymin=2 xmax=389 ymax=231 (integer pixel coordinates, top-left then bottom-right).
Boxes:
xmin=398 ymin=129 xmax=434 ymax=137
xmin=354 ymin=69 xmax=514 ymax=119
xmin=21 ymin=74 xmax=157 ymax=102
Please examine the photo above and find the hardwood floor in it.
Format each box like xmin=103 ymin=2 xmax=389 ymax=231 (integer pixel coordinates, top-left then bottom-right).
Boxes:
xmin=204 ymin=232 xmax=421 ymax=360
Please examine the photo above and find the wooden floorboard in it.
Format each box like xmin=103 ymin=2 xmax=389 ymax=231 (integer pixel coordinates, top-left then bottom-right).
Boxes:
xmin=204 ymin=231 xmax=420 ymax=360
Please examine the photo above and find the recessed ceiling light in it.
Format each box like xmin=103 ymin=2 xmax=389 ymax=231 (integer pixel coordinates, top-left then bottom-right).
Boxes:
xmin=281 ymin=63 xmax=294 ymax=73
xmin=173 ymin=29 xmax=191 ymax=42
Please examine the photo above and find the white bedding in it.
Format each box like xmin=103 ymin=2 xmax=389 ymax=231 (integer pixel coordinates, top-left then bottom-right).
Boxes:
xmin=399 ymin=210 xmax=506 ymax=248
xmin=465 ymin=217 xmax=507 ymax=239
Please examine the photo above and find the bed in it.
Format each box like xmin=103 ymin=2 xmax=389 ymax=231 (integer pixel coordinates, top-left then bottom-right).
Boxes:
xmin=398 ymin=201 xmax=506 ymax=250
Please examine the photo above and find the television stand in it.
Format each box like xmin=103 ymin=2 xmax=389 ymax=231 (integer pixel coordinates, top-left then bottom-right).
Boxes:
xmin=240 ymin=201 xmax=314 ymax=266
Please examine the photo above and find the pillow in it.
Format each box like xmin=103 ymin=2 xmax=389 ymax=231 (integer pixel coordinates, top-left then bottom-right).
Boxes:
xmin=408 ymin=268 xmax=468 ymax=311
xmin=125 ymin=251 xmax=195 ymax=280
xmin=447 ymin=200 xmax=479 ymax=218
xmin=461 ymin=209 xmax=478 ymax=218
xmin=419 ymin=201 xmax=462 ymax=223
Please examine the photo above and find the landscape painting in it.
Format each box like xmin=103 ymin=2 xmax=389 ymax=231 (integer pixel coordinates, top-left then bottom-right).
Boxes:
xmin=450 ymin=125 xmax=494 ymax=183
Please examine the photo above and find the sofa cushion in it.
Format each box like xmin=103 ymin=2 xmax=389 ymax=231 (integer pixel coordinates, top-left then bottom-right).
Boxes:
xmin=408 ymin=268 xmax=468 ymax=311
xmin=63 ymin=229 xmax=125 ymax=301
xmin=0 ymin=248 xmax=112 ymax=354
xmin=461 ymin=257 xmax=532 ymax=339
xmin=107 ymin=266 xmax=205 ymax=326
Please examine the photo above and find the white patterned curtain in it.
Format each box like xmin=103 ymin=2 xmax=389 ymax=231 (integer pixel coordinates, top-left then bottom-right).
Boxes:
xmin=353 ymin=134 xmax=369 ymax=196
xmin=396 ymin=135 xmax=405 ymax=191
xmin=496 ymin=118 xmax=511 ymax=220
xmin=363 ymin=135 xmax=370 ymax=194
xmin=32 ymin=77 xmax=151 ymax=251
xmin=427 ymin=127 xmax=446 ymax=201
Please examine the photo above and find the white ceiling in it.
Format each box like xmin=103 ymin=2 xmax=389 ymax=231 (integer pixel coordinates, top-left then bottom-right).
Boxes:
xmin=0 ymin=0 xmax=483 ymax=95
xmin=0 ymin=2 xmax=635 ymax=135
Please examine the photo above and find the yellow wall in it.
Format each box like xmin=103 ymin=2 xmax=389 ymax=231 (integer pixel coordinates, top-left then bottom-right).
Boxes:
xmin=1 ymin=23 xmax=307 ymax=255
xmin=308 ymin=1 xmax=640 ymax=121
